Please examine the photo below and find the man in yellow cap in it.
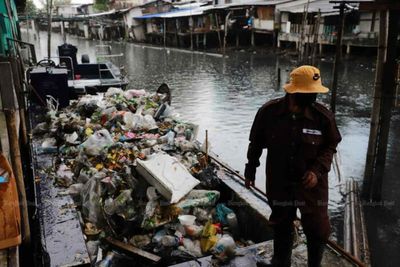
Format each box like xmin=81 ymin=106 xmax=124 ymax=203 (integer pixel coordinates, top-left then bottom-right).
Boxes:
xmin=244 ymin=65 xmax=342 ymax=267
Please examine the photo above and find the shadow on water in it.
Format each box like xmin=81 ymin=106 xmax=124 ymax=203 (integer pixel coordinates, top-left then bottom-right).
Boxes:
xmin=21 ymin=30 xmax=400 ymax=266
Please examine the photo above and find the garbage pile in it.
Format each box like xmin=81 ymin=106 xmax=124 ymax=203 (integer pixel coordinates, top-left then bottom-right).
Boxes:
xmin=34 ymin=87 xmax=246 ymax=265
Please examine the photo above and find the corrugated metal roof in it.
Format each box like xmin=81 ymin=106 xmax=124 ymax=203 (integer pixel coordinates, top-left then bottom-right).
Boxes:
xmin=276 ymin=0 xmax=362 ymax=13
xmin=133 ymin=5 xmax=216 ymax=19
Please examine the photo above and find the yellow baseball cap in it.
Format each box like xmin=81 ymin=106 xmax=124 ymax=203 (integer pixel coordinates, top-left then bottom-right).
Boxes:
xmin=283 ymin=65 xmax=329 ymax=94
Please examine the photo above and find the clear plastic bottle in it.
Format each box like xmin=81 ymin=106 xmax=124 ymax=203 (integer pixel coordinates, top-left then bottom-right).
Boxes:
xmin=226 ymin=212 xmax=239 ymax=238
xmin=167 ymin=130 xmax=175 ymax=146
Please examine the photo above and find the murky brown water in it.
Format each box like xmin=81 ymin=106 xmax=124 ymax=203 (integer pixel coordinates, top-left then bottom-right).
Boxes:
xmin=22 ymin=30 xmax=400 ymax=266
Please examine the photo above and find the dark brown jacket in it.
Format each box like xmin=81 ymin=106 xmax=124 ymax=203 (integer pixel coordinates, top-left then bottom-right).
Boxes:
xmin=247 ymin=96 xmax=341 ymax=206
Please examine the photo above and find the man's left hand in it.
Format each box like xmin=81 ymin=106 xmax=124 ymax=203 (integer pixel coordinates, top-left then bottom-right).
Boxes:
xmin=302 ymin=171 xmax=318 ymax=189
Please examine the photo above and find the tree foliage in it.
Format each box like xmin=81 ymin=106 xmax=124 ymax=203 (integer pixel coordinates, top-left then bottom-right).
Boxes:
xmin=94 ymin=0 xmax=109 ymax=11
xmin=24 ymin=0 xmax=37 ymax=14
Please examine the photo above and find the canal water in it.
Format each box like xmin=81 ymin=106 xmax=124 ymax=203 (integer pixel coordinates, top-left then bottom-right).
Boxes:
xmin=22 ymin=30 xmax=400 ymax=266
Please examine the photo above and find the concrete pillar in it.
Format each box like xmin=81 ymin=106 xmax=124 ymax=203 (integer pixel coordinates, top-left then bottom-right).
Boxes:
xmin=319 ymin=43 xmax=323 ymax=56
xmin=84 ymin=24 xmax=89 ymax=39
xmin=236 ymin=32 xmax=239 ymax=47
xmin=203 ymin=33 xmax=207 ymax=49
xmin=251 ymin=30 xmax=255 ymax=47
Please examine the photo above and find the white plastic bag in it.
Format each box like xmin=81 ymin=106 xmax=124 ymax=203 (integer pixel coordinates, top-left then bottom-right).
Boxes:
xmin=123 ymin=89 xmax=146 ymax=100
xmin=81 ymin=129 xmax=114 ymax=156
xmin=105 ymin=87 xmax=123 ymax=97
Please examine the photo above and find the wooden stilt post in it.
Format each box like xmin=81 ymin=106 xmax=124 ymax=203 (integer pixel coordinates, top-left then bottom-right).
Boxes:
xmin=330 ymin=2 xmax=345 ymax=114
xmin=61 ymin=20 xmax=66 ymax=43
xmin=251 ymin=29 xmax=255 ymax=47
xmin=298 ymin=0 xmax=310 ymax=64
xmin=190 ymin=16 xmax=193 ymax=50
xmin=223 ymin=11 xmax=231 ymax=56
xmin=236 ymin=31 xmax=239 ymax=48
xmin=163 ymin=18 xmax=166 ymax=47
xmin=175 ymin=19 xmax=179 ymax=47
xmin=214 ymin=13 xmax=223 ymax=52
xmin=0 ymin=63 xmax=30 ymax=245
xmin=363 ymin=10 xmax=388 ymax=199
xmin=311 ymin=10 xmax=321 ymax=66
xmin=370 ymin=9 xmax=400 ymax=201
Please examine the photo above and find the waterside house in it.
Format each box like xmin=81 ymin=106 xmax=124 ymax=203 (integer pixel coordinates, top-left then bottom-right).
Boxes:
xmin=276 ymin=0 xmax=378 ymax=54
xmin=21 ymin=0 xmax=382 ymax=53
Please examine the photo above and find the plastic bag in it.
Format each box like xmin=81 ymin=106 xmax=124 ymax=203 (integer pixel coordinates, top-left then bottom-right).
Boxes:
xmin=184 ymin=224 xmax=203 ymax=238
xmin=56 ymin=164 xmax=74 ymax=187
xmin=123 ymin=89 xmax=146 ymax=100
xmin=182 ymin=238 xmax=203 ymax=257
xmin=142 ymin=114 xmax=157 ymax=131
xmin=81 ymin=129 xmax=114 ymax=156
xmin=81 ymin=172 xmax=105 ymax=225
xmin=212 ymin=234 xmax=236 ymax=261
xmin=41 ymin=137 xmax=56 ymax=148
xmin=200 ymin=220 xmax=219 ymax=253
xmin=65 ymin=131 xmax=79 ymax=144
xmin=123 ymin=111 xmax=141 ymax=130
xmin=67 ymin=183 xmax=84 ymax=197
xmin=105 ymin=87 xmax=123 ymax=97
xmin=215 ymin=204 xmax=234 ymax=225
xmin=176 ymin=190 xmax=220 ymax=210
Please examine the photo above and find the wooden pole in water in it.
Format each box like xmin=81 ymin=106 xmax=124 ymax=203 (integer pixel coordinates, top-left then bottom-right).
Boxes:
xmin=163 ymin=18 xmax=166 ymax=47
xmin=298 ymin=0 xmax=310 ymax=64
xmin=223 ymin=11 xmax=231 ymax=56
xmin=371 ymin=9 xmax=400 ymax=201
xmin=215 ymin=13 xmax=223 ymax=52
xmin=330 ymin=2 xmax=345 ymax=114
xmin=205 ymin=130 xmax=208 ymax=165
xmin=362 ymin=10 xmax=388 ymax=199
xmin=190 ymin=16 xmax=193 ymax=50
xmin=311 ymin=10 xmax=321 ymax=66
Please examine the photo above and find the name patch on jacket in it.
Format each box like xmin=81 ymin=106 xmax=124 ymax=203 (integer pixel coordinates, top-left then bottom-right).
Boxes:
xmin=302 ymin=128 xmax=322 ymax=135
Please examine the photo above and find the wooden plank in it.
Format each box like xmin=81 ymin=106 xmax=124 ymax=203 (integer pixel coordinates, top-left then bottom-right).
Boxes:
xmin=7 ymin=246 xmax=19 ymax=267
xmin=105 ymin=237 xmax=161 ymax=263
xmin=0 ymin=249 xmax=7 ymax=267
xmin=0 ymin=247 xmax=19 ymax=267
xmin=4 ymin=110 xmax=30 ymax=245
xmin=0 ymin=63 xmax=17 ymax=110
xmin=362 ymin=10 xmax=387 ymax=199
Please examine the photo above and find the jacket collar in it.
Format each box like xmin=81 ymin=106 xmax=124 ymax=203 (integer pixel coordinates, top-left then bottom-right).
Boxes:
xmin=274 ymin=95 xmax=316 ymax=121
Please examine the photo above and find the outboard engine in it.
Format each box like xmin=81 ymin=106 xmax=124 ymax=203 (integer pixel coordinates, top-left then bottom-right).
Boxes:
xmin=58 ymin=43 xmax=78 ymax=70
xmin=81 ymin=54 xmax=90 ymax=63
